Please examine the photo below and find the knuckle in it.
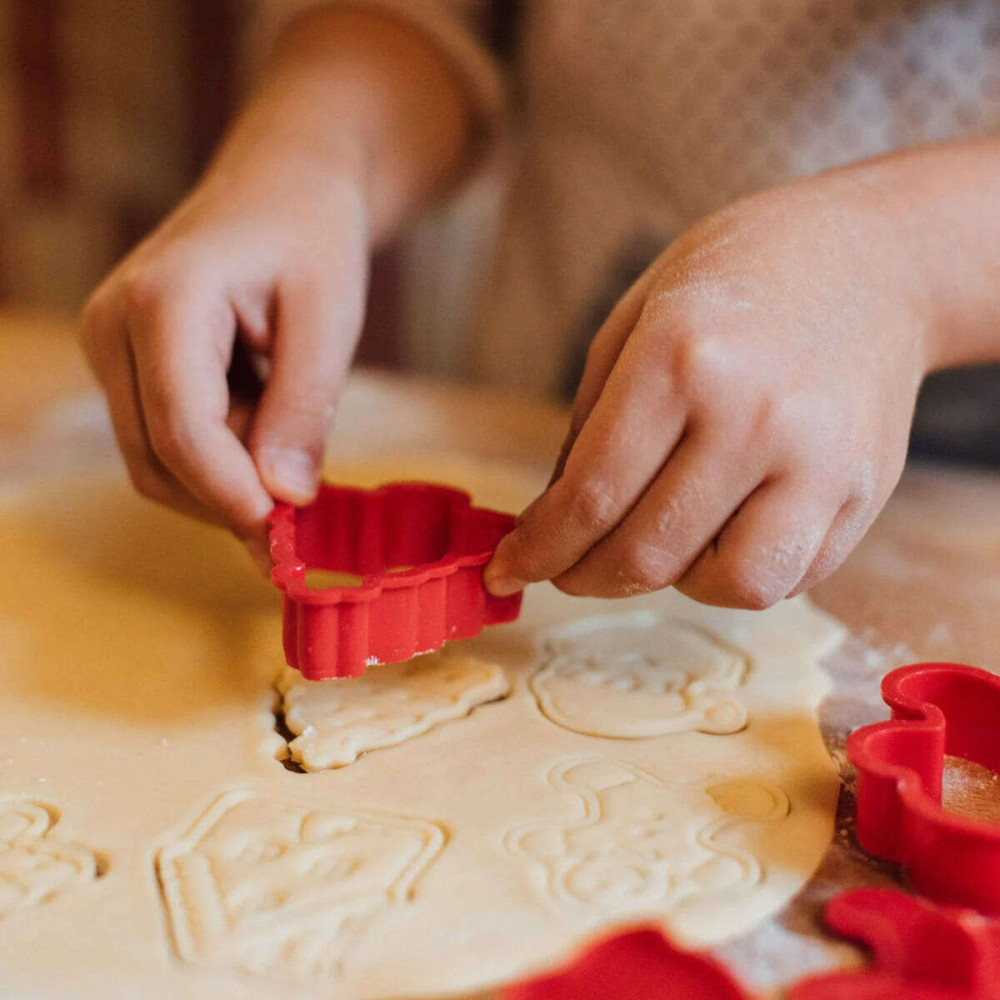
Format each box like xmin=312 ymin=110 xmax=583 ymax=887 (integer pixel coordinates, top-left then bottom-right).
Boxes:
xmin=617 ymin=542 xmax=673 ymax=595
xmin=146 ymin=408 xmax=193 ymax=467
xmin=667 ymin=330 xmax=728 ymax=397
xmin=720 ymin=558 xmax=785 ymax=610
xmin=121 ymin=266 xmax=177 ymax=322
xmin=565 ymin=479 xmax=620 ymax=534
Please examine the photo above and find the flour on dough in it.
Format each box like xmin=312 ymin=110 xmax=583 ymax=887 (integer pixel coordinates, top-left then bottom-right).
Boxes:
xmin=157 ymin=791 xmax=444 ymax=983
xmin=278 ymin=650 xmax=510 ymax=770
xmin=506 ymin=758 xmax=788 ymax=920
xmin=0 ymin=800 xmax=97 ymax=917
xmin=0 ymin=453 xmax=844 ymax=1000
xmin=529 ymin=612 xmax=750 ymax=738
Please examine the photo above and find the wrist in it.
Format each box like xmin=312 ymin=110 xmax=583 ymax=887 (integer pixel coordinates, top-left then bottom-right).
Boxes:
xmin=794 ymin=165 xmax=940 ymax=376
xmin=814 ymin=141 xmax=1000 ymax=372
xmin=214 ymin=7 xmax=470 ymax=244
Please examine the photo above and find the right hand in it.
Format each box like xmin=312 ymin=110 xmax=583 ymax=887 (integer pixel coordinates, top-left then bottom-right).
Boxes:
xmin=81 ymin=146 xmax=370 ymax=571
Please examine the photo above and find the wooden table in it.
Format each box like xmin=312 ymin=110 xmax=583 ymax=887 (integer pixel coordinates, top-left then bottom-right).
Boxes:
xmin=3 ymin=311 xmax=999 ymax=995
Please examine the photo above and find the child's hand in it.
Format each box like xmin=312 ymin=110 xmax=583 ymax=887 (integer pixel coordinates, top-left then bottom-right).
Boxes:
xmin=80 ymin=7 xmax=472 ymax=570
xmin=487 ymin=179 xmax=930 ymax=607
xmin=81 ymin=150 xmax=369 ymax=567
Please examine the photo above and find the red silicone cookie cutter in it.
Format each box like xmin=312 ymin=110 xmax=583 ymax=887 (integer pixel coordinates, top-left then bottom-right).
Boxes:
xmin=790 ymin=888 xmax=1000 ymax=999
xmin=499 ymin=926 xmax=751 ymax=1000
xmin=268 ymin=481 xmax=521 ymax=679
xmin=847 ymin=662 xmax=1000 ymax=914
xmin=497 ymin=893 xmax=1000 ymax=1000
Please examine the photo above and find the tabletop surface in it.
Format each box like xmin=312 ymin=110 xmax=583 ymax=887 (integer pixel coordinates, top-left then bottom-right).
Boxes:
xmin=2 ymin=310 xmax=999 ymax=997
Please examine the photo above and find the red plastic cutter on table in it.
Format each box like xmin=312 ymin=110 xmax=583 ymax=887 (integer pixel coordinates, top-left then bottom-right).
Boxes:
xmin=790 ymin=888 xmax=1000 ymax=1000
xmin=500 ymin=889 xmax=1000 ymax=1000
xmin=499 ymin=926 xmax=751 ymax=1000
xmin=268 ymin=481 xmax=521 ymax=679
xmin=501 ymin=662 xmax=1000 ymax=999
xmin=848 ymin=662 xmax=1000 ymax=915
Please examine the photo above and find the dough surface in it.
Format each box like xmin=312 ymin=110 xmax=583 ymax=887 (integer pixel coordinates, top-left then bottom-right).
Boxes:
xmin=0 ymin=458 xmax=845 ymax=999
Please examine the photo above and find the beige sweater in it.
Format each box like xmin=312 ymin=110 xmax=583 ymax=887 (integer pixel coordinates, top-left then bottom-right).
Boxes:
xmin=255 ymin=0 xmax=1000 ymax=396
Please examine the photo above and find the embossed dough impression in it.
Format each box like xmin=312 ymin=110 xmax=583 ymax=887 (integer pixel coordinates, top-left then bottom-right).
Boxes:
xmin=0 ymin=800 xmax=97 ymax=917
xmin=530 ymin=612 xmax=750 ymax=738
xmin=506 ymin=758 xmax=788 ymax=919
xmin=278 ymin=650 xmax=509 ymax=770
xmin=157 ymin=791 xmax=444 ymax=982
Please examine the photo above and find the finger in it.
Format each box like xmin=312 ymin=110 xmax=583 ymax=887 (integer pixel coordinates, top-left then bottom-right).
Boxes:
xmin=250 ymin=272 xmax=365 ymax=504
xmin=486 ymin=317 xmax=687 ymax=596
xmin=787 ymin=495 xmax=875 ymax=598
xmin=82 ymin=303 xmax=222 ymax=524
xmin=550 ymin=265 xmax=659 ymax=486
xmin=551 ymin=431 xmax=767 ymax=599
xmin=128 ymin=287 xmax=274 ymax=540
xmin=675 ymin=480 xmax=837 ymax=609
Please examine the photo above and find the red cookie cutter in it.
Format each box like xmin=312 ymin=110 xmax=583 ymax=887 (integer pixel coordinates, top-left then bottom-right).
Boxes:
xmin=499 ymin=926 xmax=751 ymax=1000
xmin=790 ymin=888 xmax=1000 ymax=1000
xmin=497 ymin=892 xmax=1000 ymax=1000
xmin=848 ymin=662 xmax=1000 ymax=914
xmin=268 ymin=481 xmax=522 ymax=679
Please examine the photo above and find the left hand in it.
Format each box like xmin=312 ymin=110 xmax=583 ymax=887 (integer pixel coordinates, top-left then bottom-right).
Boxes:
xmin=485 ymin=177 xmax=930 ymax=607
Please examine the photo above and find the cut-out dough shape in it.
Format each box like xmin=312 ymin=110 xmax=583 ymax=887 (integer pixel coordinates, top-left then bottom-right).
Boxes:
xmin=506 ymin=758 xmax=789 ymax=920
xmin=0 ymin=799 xmax=97 ymax=916
xmin=278 ymin=650 xmax=509 ymax=770
xmin=530 ymin=613 xmax=750 ymax=738
xmin=157 ymin=791 xmax=444 ymax=983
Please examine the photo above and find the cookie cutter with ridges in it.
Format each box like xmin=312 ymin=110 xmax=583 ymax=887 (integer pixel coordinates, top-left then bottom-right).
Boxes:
xmin=847 ymin=662 xmax=1000 ymax=914
xmin=500 ymin=890 xmax=1000 ymax=999
xmin=790 ymin=888 xmax=1000 ymax=999
xmin=268 ymin=481 xmax=522 ymax=680
xmin=500 ymin=925 xmax=750 ymax=1000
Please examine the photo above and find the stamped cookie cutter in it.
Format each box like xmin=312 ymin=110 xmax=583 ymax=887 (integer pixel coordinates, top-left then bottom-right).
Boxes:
xmin=268 ymin=481 xmax=522 ymax=680
xmin=848 ymin=662 xmax=1000 ymax=914
xmin=789 ymin=888 xmax=1000 ymax=1000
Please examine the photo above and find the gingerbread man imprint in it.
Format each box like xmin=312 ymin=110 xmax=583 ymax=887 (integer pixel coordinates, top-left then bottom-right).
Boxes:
xmin=505 ymin=758 xmax=789 ymax=919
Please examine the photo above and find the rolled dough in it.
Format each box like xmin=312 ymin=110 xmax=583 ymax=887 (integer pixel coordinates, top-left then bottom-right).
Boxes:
xmin=0 ymin=456 xmax=845 ymax=999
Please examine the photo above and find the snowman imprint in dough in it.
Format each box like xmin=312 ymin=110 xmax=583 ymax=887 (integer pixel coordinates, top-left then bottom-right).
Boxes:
xmin=529 ymin=612 xmax=750 ymax=739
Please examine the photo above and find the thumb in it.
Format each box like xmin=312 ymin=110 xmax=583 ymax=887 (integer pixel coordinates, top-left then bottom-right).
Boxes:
xmin=251 ymin=274 xmax=365 ymax=504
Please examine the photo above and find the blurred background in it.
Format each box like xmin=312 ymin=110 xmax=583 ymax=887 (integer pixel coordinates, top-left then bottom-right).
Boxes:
xmin=1 ymin=0 xmax=996 ymax=465
xmin=1 ymin=1 xmax=239 ymax=311
xmin=0 ymin=0 xmax=500 ymax=378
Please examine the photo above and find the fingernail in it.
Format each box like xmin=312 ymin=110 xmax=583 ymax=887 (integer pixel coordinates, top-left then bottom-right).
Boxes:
xmin=265 ymin=448 xmax=317 ymax=502
xmin=484 ymin=566 xmax=528 ymax=598
xmin=245 ymin=537 xmax=273 ymax=576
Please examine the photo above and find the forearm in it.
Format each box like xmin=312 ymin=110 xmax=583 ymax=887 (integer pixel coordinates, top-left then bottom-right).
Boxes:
xmin=814 ymin=139 xmax=1000 ymax=372
xmin=203 ymin=7 xmax=473 ymax=244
